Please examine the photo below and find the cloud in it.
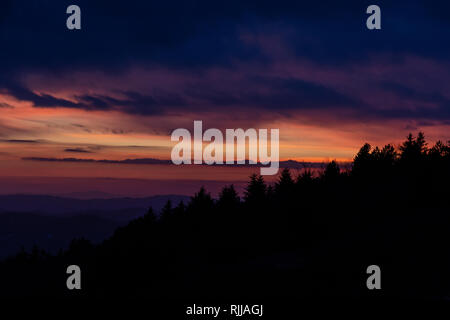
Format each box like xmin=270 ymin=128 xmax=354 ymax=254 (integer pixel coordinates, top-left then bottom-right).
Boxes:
xmin=0 ymin=0 xmax=449 ymax=76
xmin=0 ymin=79 xmax=110 ymax=111
xmin=0 ymin=139 xmax=41 ymax=143
xmin=64 ymin=148 xmax=93 ymax=153
xmin=22 ymin=157 xmax=171 ymax=165
xmin=76 ymin=91 xmax=187 ymax=115
xmin=381 ymin=82 xmax=450 ymax=106
xmin=0 ymin=0 xmax=449 ymax=134
xmin=0 ymin=102 xmax=14 ymax=108
xmin=181 ymin=75 xmax=362 ymax=117
xmin=2 ymin=70 xmax=360 ymax=116
xmin=1 ymin=77 xmax=187 ymax=114
xmin=244 ymin=76 xmax=360 ymax=110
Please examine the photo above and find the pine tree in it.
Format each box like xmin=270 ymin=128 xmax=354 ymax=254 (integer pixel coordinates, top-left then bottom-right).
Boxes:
xmin=275 ymin=168 xmax=294 ymax=195
xmin=218 ymin=185 xmax=240 ymax=208
xmin=244 ymin=174 xmax=266 ymax=204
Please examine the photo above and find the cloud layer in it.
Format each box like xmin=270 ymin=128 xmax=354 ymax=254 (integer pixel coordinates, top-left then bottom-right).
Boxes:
xmin=0 ymin=0 xmax=450 ymax=163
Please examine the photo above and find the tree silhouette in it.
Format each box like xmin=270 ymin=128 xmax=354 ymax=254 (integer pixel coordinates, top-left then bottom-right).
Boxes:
xmin=400 ymin=132 xmax=428 ymax=162
xmin=353 ymin=143 xmax=372 ymax=177
xmin=323 ymin=160 xmax=340 ymax=182
xmin=244 ymin=174 xmax=266 ymax=205
xmin=275 ymin=168 xmax=295 ymax=196
xmin=217 ymin=184 xmax=240 ymax=209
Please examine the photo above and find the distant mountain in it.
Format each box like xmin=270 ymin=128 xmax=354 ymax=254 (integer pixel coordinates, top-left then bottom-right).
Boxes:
xmin=0 ymin=194 xmax=190 ymax=220
xmin=57 ymin=191 xmax=121 ymax=199
xmin=22 ymin=156 xmax=351 ymax=169
xmin=0 ymin=194 xmax=190 ymax=258
xmin=0 ymin=212 xmax=120 ymax=258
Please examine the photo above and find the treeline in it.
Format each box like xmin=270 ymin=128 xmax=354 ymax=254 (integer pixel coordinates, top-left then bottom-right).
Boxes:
xmin=1 ymin=132 xmax=450 ymax=298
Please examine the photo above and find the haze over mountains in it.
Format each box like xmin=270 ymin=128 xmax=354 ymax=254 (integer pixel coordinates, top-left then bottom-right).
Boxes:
xmin=0 ymin=160 xmax=350 ymax=259
xmin=0 ymin=194 xmax=189 ymax=217
xmin=22 ymin=157 xmax=340 ymax=169
xmin=0 ymin=194 xmax=189 ymax=258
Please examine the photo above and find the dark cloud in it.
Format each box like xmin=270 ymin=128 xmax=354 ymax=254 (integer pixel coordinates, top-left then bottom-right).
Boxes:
xmin=367 ymin=82 xmax=450 ymax=121
xmin=0 ymin=79 xmax=186 ymax=114
xmin=185 ymin=76 xmax=361 ymax=112
xmin=22 ymin=157 xmax=171 ymax=165
xmin=381 ymin=82 xmax=450 ymax=106
xmin=6 ymin=72 xmax=354 ymax=116
xmin=0 ymin=78 xmax=104 ymax=110
xmin=247 ymin=77 xmax=360 ymax=110
xmin=64 ymin=148 xmax=92 ymax=153
xmin=76 ymin=91 xmax=187 ymax=115
xmin=0 ymin=139 xmax=41 ymax=143
xmin=0 ymin=0 xmax=449 ymax=124
xmin=0 ymin=0 xmax=449 ymax=74
xmin=0 ymin=102 xmax=14 ymax=108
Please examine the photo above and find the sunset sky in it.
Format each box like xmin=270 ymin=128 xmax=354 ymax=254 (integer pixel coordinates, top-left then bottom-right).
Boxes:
xmin=1 ymin=0 xmax=449 ymax=196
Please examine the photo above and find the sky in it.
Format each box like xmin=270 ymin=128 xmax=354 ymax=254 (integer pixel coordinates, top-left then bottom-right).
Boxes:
xmin=0 ymin=0 xmax=450 ymax=196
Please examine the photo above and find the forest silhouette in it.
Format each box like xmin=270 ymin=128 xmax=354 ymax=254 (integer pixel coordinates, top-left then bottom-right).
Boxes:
xmin=1 ymin=132 xmax=449 ymax=299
